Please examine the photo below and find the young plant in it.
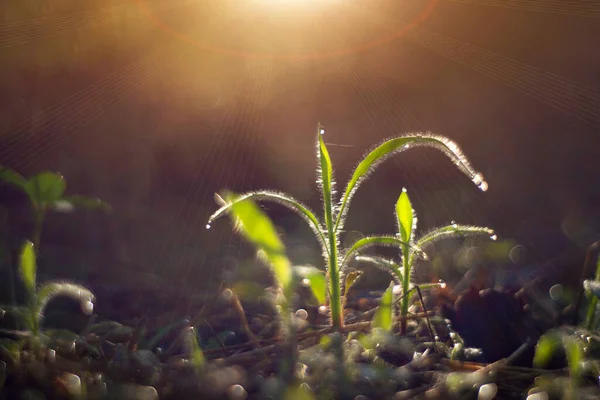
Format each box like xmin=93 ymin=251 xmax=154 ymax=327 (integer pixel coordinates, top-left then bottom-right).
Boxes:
xmin=208 ymin=125 xmax=489 ymax=329
xmin=356 ymin=188 xmax=494 ymax=333
xmin=3 ymin=241 xmax=94 ymax=338
xmin=0 ymin=166 xmax=110 ymax=248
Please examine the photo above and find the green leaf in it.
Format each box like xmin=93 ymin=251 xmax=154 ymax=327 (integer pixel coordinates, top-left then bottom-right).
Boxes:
xmin=565 ymin=337 xmax=584 ymax=380
xmin=341 ymin=235 xmax=420 ymax=270
xmin=0 ymin=167 xmax=27 ymax=190
xmin=533 ymin=333 xmax=560 ymax=368
xmin=306 ymin=271 xmax=327 ymax=305
xmin=187 ymin=327 xmax=205 ymax=370
xmin=372 ymin=285 xmax=393 ymax=332
xmin=344 ymin=270 xmax=363 ymax=297
xmin=59 ymin=195 xmax=112 ymax=212
xmin=229 ymin=196 xmax=292 ymax=289
xmin=19 ymin=241 xmax=36 ymax=296
xmin=335 ymin=134 xmax=486 ymax=232
xmin=396 ymin=189 xmax=414 ymax=244
xmin=317 ymin=126 xmax=335 ymax=225
xmin=355 ymin=255 xmax=403 ymax=283
xmin=208 ymin=190 xmax=328 ymax=258
xmin=24 ymin=172 xmax=65 ymax=205
xmin=36 ymin=282 xmax=95 ymax=318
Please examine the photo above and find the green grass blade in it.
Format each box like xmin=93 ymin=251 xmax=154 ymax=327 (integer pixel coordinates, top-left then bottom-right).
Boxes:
xmin=396 ymin=189 xmax=414 ymax=244
xmin=188 ymin=327 xmax=205 ymax=370
xmin=355 ymin=255 xmax=403 ymax=284
xmin=344 ymin=270 xmax=363 ymax=297
xmin=0 ymin=166 xmax=27 ymax=190
xmin=565 ymin=337 xmax=584 ymax=382
xmin=335 ymin=133 xmax=488 ymax=232
xmin=341 ymin=235 xmax=421 ymax=271
xmin=305 ymin=271 xmax=327 ymax=305
xmin=416 ymin=225 xmax=495 ymax=248
xmin=317 ymin=125 xmax=342 ymax=327
xmin=24 ymin=172 xmax=66 ymax=205
xmin=36 ymin=282 xmax=95 ymax=319
xmin=207 ymin=190 xmax=328 ymax=257
xmin=228 ymin=195 xmax=292 ymax=289
xmin=372 ymin=285 xmax=393 ymax=332
xmin=19 ymin=241 xmax=36 ymax=296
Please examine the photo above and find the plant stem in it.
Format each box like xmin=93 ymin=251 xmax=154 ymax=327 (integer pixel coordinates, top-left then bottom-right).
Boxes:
xmin=400 ymin=245 xmax=410 ymax=334
xmin=328 ymin=233 xmax=342 ymax=329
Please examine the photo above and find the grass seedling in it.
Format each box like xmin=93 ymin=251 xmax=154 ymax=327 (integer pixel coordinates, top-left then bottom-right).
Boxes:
xmin=1 ymin=240 xmax=94 ymax=357
xmin=208 ymin=125 xmax=489 ymax=329
xmin=356 ymin=188 xmax=494 ymax=333
xmin=0 ymin=166 xmax=110 ymax=249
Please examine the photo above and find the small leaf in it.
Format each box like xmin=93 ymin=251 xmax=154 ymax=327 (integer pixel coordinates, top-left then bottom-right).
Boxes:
xmin=19 ymin=241 xmax=36 ymax=296
xmin=396 ymin=190 xmax=414 ymax=244
xmin=565 ymin=337 xmax=584 ymax=380
xmin=187 ymin=327 xmax=205 ymax=370
xmin=533 ymin=333 xmax=560 ymax=368
xmin=60 ymin=195 xmax=112 ymax=212
xmin=24 ymin=172 xmax=65 ymax=205
xmin=0 ymin=167 xmax=27 ymax=190
xmin=229 ymin=196 xmax=292 ymax=289
xmin=344 ymin=270 xmax=363 ymax=297
xmin=373 ymin=285 xmax=394 ymax=332
xmin=306 ymin=271 xmax=327 ymax=305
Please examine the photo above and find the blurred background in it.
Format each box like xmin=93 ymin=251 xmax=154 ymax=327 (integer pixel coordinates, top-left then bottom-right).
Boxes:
xmin=0 ymin=0 xmax=599 ymax=321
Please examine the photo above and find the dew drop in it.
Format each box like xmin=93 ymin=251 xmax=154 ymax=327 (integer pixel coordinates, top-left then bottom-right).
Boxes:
xmin=318 ymin=305 xmax=328 ymax=314
xmin=438 ymin=280 xmax=446 ymax=289
xmin=319 ymin=128 xmax=325 ymax=135
xmin=295 ymin=309 xmax=308 ymax=320
xmin=402 ymin=187 xmax=407 ymax=193
xmin=478 ymin=181 xmax=489 ymax=192
xmin=490 ymin=234 xmax=498 ymax=241
xmin=472 ymin=173 xmax=484 ymax=186
xmin=302 ymin=278 xmax=310 ymax=286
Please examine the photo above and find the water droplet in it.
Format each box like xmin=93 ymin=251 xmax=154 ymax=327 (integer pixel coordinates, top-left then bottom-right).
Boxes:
xmin=206 ymin=224 xmax=211 ymax=229
xmin=478 ymin=383 xmax=498 ymax=400
xmin=319 ymin=128 xmax=325 ymax=135
xmin=472 ymin=173 xmax=484 ymax=186
xmin=227 ymin=384 xmax=247 ymax=400
xmin=402 ymin=187 xmax=407 ymax=193
xmin=438 ymin=279 xmax=446 ymax=289
xmin=81 ymin=300 xmax=94 ymax=315
xmin=302 ymin=278 xmax=310 ymax=286
xmin=490 ymin=234 xmax=498 ymax=241
xmin=478 ymin=181 xmax=489 ymax=192
xmin=318 ymin=305 xmax=328 ymax=314
xmin=295 ymin=309 xmax=308 ymax=320
xmin=393 ymin=285 xmax=402 ymax=295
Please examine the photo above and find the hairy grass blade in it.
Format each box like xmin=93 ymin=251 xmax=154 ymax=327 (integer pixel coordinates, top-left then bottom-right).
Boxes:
xmin=335 ymin=133 xmax=488 ymax=232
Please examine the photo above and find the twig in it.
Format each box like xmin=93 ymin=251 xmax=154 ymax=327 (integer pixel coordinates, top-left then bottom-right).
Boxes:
xmin=415 ymin=285 xmax=436 ymax=351
xmin=229 ymin=290 xmax=261 ymax=349
xmin=204 ymin=312 xmax=433 ymax=357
